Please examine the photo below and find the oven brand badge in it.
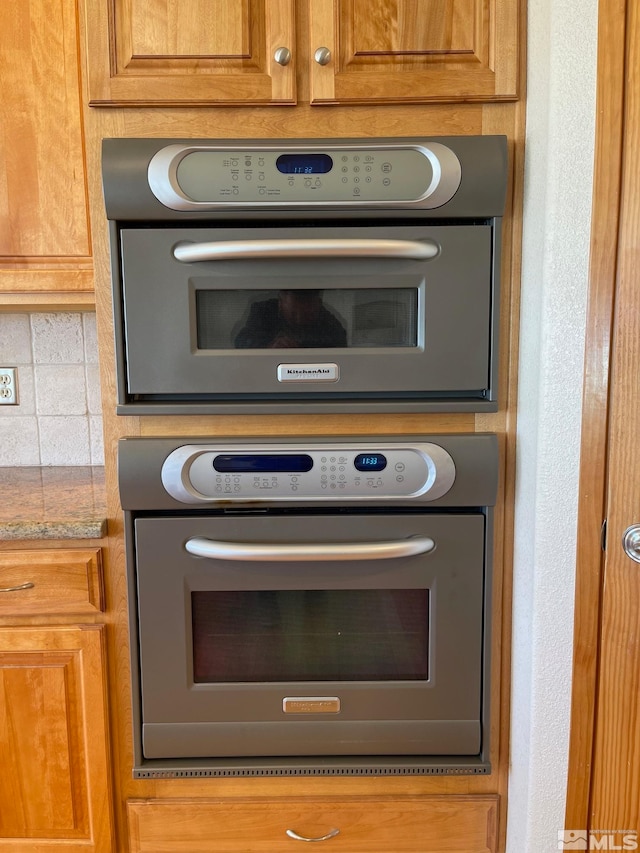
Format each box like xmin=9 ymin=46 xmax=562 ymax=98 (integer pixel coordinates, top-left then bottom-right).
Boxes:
xmin=283 ymin=697 xmax=341 ymax=714
xmin=277 ymin=363 xmax=340 ymax=383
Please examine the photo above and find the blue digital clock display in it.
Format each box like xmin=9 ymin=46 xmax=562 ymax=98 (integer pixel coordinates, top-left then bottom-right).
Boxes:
xmin=354 ymin=453 xmax=387 ymax=472
xmin=276 ymin=153 xmax=334 ymax=175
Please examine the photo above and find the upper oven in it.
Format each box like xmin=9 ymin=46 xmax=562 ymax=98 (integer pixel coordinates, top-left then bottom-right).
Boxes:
xmin=102 ymin=136 xmax=508 ymax=415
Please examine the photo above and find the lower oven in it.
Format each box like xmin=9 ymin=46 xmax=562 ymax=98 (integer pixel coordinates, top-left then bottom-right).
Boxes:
xmin=118 ymin=434 xmax=497 ymax=778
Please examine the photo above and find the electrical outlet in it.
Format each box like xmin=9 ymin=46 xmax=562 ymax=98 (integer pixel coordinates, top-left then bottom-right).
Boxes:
xmin=0 ymin=367 xmax=18 ymax=405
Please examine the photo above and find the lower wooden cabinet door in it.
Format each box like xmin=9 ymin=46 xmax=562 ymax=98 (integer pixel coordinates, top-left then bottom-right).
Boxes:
xmin=128 ymin=795 xmax=498 ymax=852
xmin=0 ymin=625 xmax=113 ymax=852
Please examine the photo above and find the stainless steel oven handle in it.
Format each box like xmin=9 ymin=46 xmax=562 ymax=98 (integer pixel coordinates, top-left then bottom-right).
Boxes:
xmin=184 ymin=536 xmax=435 ymax=562
xmin=173 ymin=238 xmax=439 ymax=262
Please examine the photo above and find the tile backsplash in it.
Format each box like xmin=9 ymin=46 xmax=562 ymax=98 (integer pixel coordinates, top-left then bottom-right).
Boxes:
xmin=0 ymin=313 xmax=104 ymax=466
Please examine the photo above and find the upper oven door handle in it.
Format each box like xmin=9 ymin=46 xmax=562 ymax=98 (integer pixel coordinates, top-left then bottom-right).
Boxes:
xmin=173 ymin=238 xmax=439 ymax=263
xmin=184 ymin=536 xmax=435 ymax=562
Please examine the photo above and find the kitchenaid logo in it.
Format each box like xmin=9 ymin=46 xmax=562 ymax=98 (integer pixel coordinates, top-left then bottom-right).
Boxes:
xmin=277 ymin=363 xmax=339 ymax=382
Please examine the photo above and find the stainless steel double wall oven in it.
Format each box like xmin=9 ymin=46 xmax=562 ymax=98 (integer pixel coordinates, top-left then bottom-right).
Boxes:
xmin=102 ymin=136 xmax=507 ymax=778
xmin=102 ymin=135 xmax=507 ymax=414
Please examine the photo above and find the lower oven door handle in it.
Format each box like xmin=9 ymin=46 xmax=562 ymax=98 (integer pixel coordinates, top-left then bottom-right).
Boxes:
xmin=173 ymin=238 xmax=439 ymax=262
xmin=184 ymin=536 xmax=435 ymax=562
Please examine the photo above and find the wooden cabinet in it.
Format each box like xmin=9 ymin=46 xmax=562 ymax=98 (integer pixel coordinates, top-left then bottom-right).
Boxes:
xmin=0 ymin=549 xmax=103 ymax=617
xmin=0 ymin=549 xmax=113 ymax=852
xmin=0 ymin=0 xmax=93 ymax=309
xmin=128 ymin=795 xmax=498 ymax=852
xmin=310 ymin=0 xmax=519 ymax=104
xmin=82 ymin=0 xmax=518 ymax=107
xmin=83 ymin=0 xmax=296 ymax=106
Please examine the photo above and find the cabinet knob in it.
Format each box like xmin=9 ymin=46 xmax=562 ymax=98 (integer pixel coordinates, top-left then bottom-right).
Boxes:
xmin=314 ymin=47 xmax=332 ymax=66
xmin=274 ymin=47 xmax=292 ymax=66
xmin=623 ymin=525 xmax=640 ymax=563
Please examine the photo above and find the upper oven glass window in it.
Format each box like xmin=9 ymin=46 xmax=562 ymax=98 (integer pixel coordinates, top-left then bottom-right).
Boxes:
xmin=195 ymin=287 xmax=418 ymax=349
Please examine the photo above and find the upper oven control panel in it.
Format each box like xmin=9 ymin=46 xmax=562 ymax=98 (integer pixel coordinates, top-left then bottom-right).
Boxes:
xmin=147 ymin=142 xmax=462 ymax=211
xmin=160 ymin=442 xmax=456 ymax=504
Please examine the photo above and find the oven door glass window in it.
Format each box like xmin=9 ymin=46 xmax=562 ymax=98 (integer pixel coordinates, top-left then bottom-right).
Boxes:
xmin=191 ymin=589 xmax=429 ymax=682
xmin=196 ymin=287 xmax=418 ymax=349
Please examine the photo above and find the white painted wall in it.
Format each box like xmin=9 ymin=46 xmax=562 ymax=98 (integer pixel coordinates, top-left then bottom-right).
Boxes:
xmin=507 ymin=0 xmax=598 ymax=850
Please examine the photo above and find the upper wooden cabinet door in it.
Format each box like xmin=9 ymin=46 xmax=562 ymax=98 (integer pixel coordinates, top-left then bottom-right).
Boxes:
xmin=0 ymin=0 xmax=92 ymax=301
xmin=83 ymin=0 xmax=296 ymax=105
xmin=309 ymin=0 xmax=519 ymax=104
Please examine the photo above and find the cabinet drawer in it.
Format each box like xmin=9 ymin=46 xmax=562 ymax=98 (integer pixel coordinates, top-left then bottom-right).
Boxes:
xmin=128 ymin=795 xmax=498 ymax=852
xmin=0 ymin=549 xmax=103 ymax=615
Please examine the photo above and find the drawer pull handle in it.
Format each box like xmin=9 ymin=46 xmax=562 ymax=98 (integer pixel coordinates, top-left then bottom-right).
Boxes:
xmin=0 ymin=582 xmax=35 ymax=593
xmin=286 ymin=828 xmax=340 ymax=842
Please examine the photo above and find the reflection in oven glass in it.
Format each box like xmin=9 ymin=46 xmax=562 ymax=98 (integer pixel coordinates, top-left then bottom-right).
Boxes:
xmin=233 ymin=290 xmax=347 ymax=349
xmin=195 ymin=288 xmax=418 ymax=349
xmin=191 ymin=589 xmax=429 ymax=682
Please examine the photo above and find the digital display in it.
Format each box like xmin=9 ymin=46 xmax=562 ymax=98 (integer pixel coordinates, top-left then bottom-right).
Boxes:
xmin=213 ymin=454 xmax=313 ymax=473
xmin=276 ymin=154 xmax=333 ymax=175
xmin=354 ymin=453 xmax=387 ymax=472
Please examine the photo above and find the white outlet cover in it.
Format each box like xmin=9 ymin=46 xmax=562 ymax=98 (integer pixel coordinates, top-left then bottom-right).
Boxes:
xmin=0 ymin=367 xmax=18 ymax=405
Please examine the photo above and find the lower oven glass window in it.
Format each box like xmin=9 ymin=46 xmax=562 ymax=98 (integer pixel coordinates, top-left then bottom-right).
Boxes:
xmin=195 ymin=288 xmax=418 ymax=349
xmin=191 ymin=589 xmax=429 ymax=683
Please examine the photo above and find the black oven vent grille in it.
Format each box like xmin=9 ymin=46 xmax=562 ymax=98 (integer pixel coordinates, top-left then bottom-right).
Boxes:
xmin=133 ymin=764 xmax=490 ymax=779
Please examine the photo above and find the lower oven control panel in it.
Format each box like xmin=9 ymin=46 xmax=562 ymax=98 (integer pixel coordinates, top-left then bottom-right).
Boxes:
xmin=161 ymin=443 xmax=456 ymax=504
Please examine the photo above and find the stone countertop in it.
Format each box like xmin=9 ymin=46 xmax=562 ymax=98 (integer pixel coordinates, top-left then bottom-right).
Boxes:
xmin=0 ymin=467 xmax=107 ymax=541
